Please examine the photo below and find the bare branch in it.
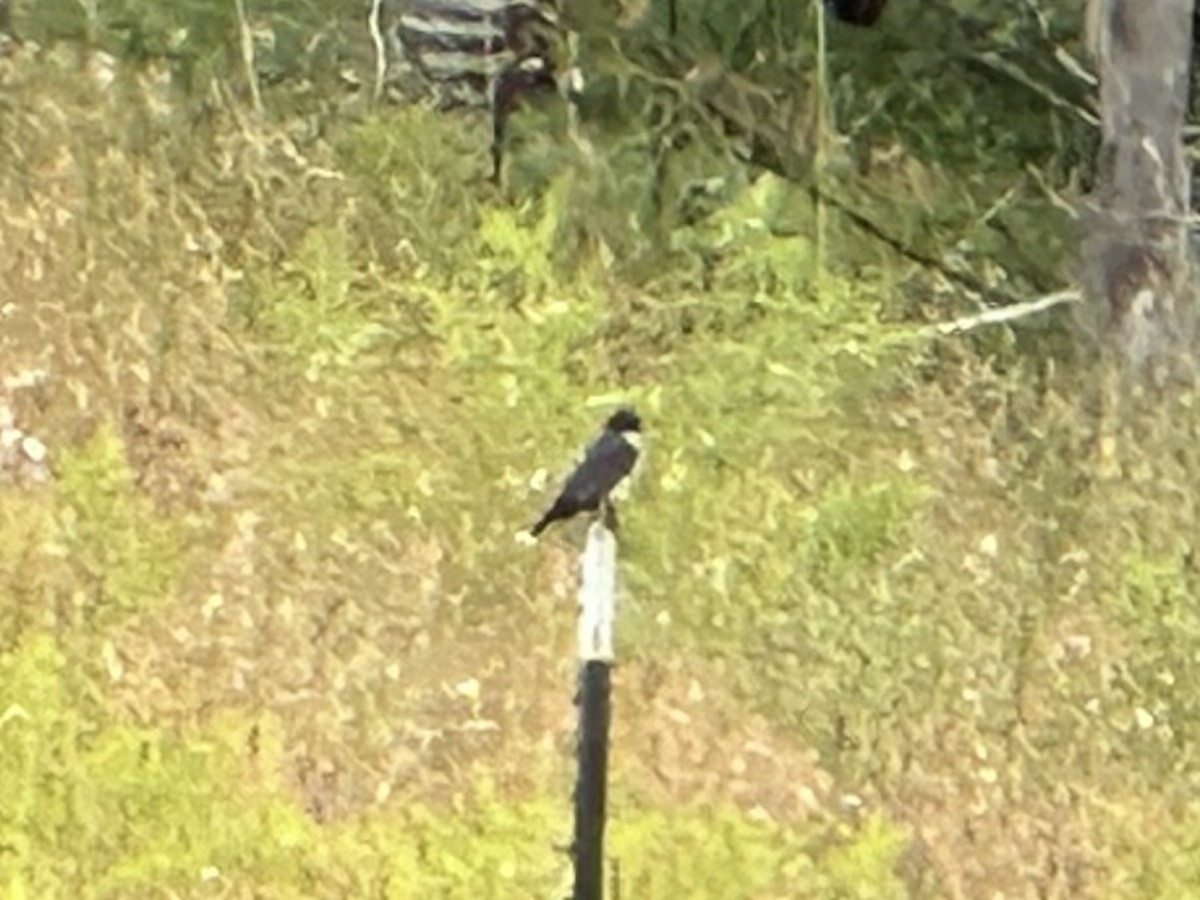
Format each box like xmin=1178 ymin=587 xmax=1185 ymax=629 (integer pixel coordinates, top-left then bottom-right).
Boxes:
xmin=368 ymin=0 xmax=388 ymax=104
xmin=922 ymin=290 xmax=1082 ymax=336
xmin=233 ymin=0 xmax=263 ymax=116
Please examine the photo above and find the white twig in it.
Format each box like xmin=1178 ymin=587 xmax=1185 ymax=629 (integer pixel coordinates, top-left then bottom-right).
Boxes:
xmin=233 ymin=0 xmax=263 ymax=116
xmin=578 ymin=523 xmax=617 ymax=662
xmin=923 ymin=289 xmax=1082 ymax=336
xmin=368 ymin=0 xmax=388 ymax=104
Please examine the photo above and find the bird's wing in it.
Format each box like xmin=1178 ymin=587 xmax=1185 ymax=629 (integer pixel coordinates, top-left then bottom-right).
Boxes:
xmin=561 ymin=431 xmax=637 ymax=503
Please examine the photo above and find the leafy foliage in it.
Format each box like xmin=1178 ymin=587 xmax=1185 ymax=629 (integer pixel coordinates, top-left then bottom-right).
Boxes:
xmin=611 ymin=808 xmax=907 ymax=898
xmin=55 ymin=425 xmax=185 ymax=625
xmin=0 ymin=632 xmax=907 ymax=898
xmin=3 ymin=2 xmax=1200 ymax=898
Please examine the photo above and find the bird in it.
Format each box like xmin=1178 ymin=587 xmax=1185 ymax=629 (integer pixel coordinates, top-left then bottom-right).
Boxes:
xmin=530 ymin=408 xmax=642 ymax=538
xmin=386 ymin=0 xmax=566 ymax=182
xmin=827 ymin=0 xmax=889 ymax=26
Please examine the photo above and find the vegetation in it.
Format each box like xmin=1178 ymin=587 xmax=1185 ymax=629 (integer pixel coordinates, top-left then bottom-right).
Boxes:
xmin=1 ymin=1 xmax=1200 ymax=897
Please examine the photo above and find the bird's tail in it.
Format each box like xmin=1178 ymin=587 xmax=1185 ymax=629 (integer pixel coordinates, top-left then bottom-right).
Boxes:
xmin=530 ymin=497 xmax=569 ymax=538
xmin=529 ymin=513 xmax=553 ymax=538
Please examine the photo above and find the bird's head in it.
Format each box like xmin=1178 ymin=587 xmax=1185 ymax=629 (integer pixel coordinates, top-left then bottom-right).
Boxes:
xmin=606 ymin=408 xmax=641 ymax=434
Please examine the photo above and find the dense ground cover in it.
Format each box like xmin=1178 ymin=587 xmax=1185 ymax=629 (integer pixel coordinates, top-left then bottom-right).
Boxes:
xmin=3 ymin=35 xmax=1200 ymax=898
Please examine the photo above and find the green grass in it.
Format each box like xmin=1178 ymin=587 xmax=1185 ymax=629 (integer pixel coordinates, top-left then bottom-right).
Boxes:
xmin=2 ymin=39 xmax=1200 ymax=899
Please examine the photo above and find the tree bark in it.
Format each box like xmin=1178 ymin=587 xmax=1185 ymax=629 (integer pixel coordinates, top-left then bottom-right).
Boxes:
xmin=1082 ymin=0 xmax=1195 ymax=367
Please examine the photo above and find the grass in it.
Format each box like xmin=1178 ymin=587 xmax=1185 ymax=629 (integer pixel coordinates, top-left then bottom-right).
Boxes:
xmin=2 ymin=37 xmax=1200 ymax=899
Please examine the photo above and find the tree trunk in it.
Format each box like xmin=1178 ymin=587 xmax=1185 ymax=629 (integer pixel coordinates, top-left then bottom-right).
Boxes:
xmin=1082 ymin=0 xmax=1195 ymax=367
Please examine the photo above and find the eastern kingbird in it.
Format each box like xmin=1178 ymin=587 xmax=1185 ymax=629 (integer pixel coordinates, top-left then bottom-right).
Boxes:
xmin=530 ymin=408 xmax=642 ymax=537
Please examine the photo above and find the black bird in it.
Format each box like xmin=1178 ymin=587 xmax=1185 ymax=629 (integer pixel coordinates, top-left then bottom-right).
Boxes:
xmin=828 ymin=0 xmax=889 ymax=27
xmin=530 ymin=408 xmax=642 ymax=537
